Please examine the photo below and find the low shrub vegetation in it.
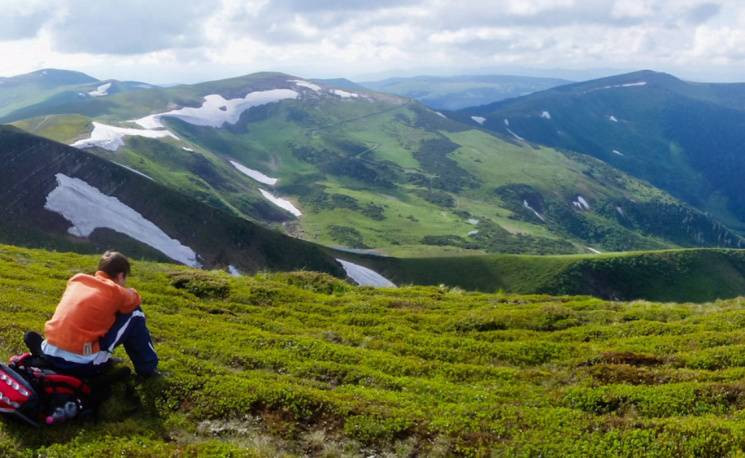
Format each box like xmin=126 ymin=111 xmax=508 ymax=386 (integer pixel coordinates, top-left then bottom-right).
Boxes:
xmin=3 ymin=244 xmax=745 ymax=456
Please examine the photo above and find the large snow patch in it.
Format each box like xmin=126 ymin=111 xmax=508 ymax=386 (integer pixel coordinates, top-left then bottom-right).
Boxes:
xmin=45 ymin=174 xmax=200 ymax=267
xmin=337 ymin=259 xmax=396 ymax=287
xmin=133 ymin=89 xmax=299 ymax=129
xmin=71 ymin=122 xmax=178 ymax=152
xmin=260 ymin=189 xmax=302 ymax=217
xmin=230 ymin=160 xmax=278 ymax=186
xmin=289 ymin=80 xmax=321 ymax=92
xmin=88 ymin=82 xmax=111 ymax=97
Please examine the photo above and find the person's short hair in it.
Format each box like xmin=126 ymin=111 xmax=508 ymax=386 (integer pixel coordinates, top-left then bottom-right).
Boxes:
xmin=98 ymin=251 xmax=131 ymax=278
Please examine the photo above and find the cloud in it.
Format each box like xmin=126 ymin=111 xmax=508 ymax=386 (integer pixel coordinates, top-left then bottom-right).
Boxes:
xmin=48 ymin=0 xmax=220 ymax=55
xmin=0 ymin=1 xmax=52 ymax=40
xmin=0 ymin=0 xmax=743 ymax=83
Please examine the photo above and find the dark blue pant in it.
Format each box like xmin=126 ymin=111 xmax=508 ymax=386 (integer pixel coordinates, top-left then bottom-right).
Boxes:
xmin=45 ymin=307 xmax=158 ymax=377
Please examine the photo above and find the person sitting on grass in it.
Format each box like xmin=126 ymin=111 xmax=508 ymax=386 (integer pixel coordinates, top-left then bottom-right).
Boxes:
xmin=28 ymin=251 xmax=159 ymax=378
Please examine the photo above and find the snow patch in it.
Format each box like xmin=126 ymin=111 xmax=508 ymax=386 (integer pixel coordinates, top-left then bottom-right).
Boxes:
xmin=71 ymin=121 xmax=178 ymax=152
xmin=586 ymin=247 xmax=602 ymax=254
xmin=435 ymin=111 xmax=446 ymax=119
xmin=504 ymin=118 xmax=510 ymax=126
xmin=471 ymin=116 xmax=486 ymax=125
xmin=228 ymin=265 xmax=241 ymax=277
xmin=468 ymin=230 xmax=479 ymax=236
xmin=523 ymin=200 xmax=546 ymax=222
xmin=114 ymin=162 xmax=154 ymax=181
xmin=609 ymin=115 xmax=618 ymax=123
xmin=182 ymin=146 xmax=194 ymax=152
xmin=594 ymin=81 xmax=647 ymax=92
xmin=616 ymin=206 xmax=625 ymax=217
xmin=572 ymin=195 xmax=590 ymax=210
xmin=132 ymin=89 xmax=299 ymax=129
xmin=612 ymin=149 xmax=624 ymax=156
xmin=332 ymin=89 xmax=359 ymax=98
xmin=540 ymin=111 xmax=551 ymax=120
xmin=337 ymin=259 xmax=395 ymax=288
xmin=467 ymin=218 xmax=479 ymax=225
xmin=88 ymin=82 xmax=111 ymax=97
xmin=289 ymin=79 xmax=321 ymax=92
xmin=507 ymin=128 xmax=525 ymax=142
xmin=260 ymin=189 xmax=301 ymax=217
xmin=44 ymin=174 xmax=199 ymax=267
xmin=230 ymin=160 xmax=278 ymax=186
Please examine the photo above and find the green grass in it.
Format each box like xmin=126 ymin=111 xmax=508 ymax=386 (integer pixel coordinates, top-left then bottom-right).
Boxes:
xmin=5 ymin=244 xmax=745 ymax=456
xmin=350 ymin=248 xmax=745 ymax=302
xmin=11 ymin=71 xmax=739 ymax=257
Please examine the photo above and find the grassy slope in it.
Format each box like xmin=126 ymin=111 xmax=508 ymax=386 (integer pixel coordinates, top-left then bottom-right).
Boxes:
xmin=348 ymin=248 xmax=745 ymax=302
xmin=457 ymin=71 xmax=745 ymax=231
xmin=12 ymin=92 xmax=722 ymax=257
xmin=5 ymin=244 xmax=745 ymax=456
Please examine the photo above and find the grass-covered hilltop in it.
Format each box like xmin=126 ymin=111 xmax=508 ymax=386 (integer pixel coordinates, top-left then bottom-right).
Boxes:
xmin=6 ymin=244 xmax=745 ymax=456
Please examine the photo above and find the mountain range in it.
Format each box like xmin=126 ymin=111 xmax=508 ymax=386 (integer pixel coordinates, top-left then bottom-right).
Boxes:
xmin=359 ymin=74 xmax=570 ymax=110
xmin=457 ymin=70 xmax=745 ymax=232
xmin=3 ymin=67 xmax=745 ymax=295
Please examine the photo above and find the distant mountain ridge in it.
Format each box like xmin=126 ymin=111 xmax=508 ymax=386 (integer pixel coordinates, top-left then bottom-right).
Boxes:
xmin=457 ymin=70 xmax=745 ymax=231
xmin=360 ymin=74 xmax=571 ymax=110
xmin=3 ymin=68 xmax=744 ymax=259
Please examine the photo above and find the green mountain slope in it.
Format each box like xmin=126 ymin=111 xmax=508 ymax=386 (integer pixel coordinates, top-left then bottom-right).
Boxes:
xmin=0 ymin=125 xmax=343 ymax=277
xmin=350 ymin=248 xmax=745 ymax=302
xmin=0 ymin=69 xmax=155 ymax=121
xmin=457 ymin=70 xmax=745 ymax=231
xmin=360 ymin=74 xmax=571 ymax=110
xmin=5 ymin=244 xmax=745 ymax=456
xmin=8 ymin=71 xmax=742 ymax=256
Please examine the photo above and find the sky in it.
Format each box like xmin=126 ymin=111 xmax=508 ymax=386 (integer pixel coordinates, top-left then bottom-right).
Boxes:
xmin=1 ymin=0 xmax=744 ymax=84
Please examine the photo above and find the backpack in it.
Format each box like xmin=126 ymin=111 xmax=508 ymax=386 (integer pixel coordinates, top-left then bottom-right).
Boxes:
xmin=0 ymin=352 xmax=95 ymax=427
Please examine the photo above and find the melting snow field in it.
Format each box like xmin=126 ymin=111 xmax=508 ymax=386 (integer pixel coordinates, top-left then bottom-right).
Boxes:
xmin=572 ymin=195 xmax=591 ymax=210
xmin=133 ymin=89 xmax=299 ymax=129
xmin=260 ymin=189 xmax=302 ymax=217
xmin=523 ymin=200 xmax=546 ymax=222
xmin=471 ymin=116 xmax=486 ymax=125
xmin=44 ymin=174 xmax=200 ymax=267
xmin=332 ymin=89 xmax=359 ymax=98
xmin=114 ymin=162 xmax=154 ymax=181
xmin=337 ymin=259 xmax=396 ymax=288
xmin=88 ymin=82 xmax=111 ymax=97
xmin=71 ymin=122 xmax=178 ymax=151
xmin=230 ymin=160 xmax=278 ymax=186
xmin=593 ymin=81 xmax=648 ymax=92
xmin=507 ymin=128 xmax=525 ymax=142
xmin=289 ymin=80 xmax=321 ymax=92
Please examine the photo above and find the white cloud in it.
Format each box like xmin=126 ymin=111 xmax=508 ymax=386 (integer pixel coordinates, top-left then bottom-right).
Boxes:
xmin=0 ymin=0 xmax=742 ymax=83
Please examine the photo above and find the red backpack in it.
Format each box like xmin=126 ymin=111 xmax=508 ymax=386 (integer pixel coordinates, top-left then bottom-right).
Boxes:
xmin=0 ymin=353 xmax=93 ymax=427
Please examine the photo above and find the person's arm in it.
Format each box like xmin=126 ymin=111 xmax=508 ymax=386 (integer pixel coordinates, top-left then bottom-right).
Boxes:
xmin=118 ymin=286 xmax=142 ymax=314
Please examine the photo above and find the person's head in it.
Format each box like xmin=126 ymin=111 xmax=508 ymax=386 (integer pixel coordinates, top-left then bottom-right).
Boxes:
xmin=98 ymin=251 xmax=131 ymax=286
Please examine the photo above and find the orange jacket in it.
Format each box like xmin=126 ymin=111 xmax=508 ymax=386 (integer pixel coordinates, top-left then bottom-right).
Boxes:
xmin=44 ymin=271 xmax=141 ymax=355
